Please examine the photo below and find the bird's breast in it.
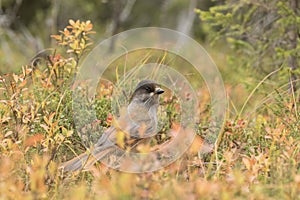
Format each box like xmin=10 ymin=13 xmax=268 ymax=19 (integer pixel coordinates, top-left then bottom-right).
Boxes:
xmin=126 ymin=102 xmax=158 ymax=137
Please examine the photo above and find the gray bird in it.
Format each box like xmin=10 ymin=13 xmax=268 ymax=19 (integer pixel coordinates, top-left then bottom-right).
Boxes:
xmin=61 ymin=80 xmax=164 ymax=171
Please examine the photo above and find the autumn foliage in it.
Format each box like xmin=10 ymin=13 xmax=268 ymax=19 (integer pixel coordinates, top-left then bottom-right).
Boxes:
xmin=0 ymin=20 xmax=300 ymax=199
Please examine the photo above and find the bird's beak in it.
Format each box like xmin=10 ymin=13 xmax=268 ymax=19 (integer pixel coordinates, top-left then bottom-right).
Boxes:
xmin=154 ymin=87 xmax=164 ymax=94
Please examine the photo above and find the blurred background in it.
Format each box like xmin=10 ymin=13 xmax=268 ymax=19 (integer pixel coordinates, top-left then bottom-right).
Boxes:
xmin=1 ymin=0 xmax=298 ymax=110
xmin=0 ymin=0 xmax=217 ymax=71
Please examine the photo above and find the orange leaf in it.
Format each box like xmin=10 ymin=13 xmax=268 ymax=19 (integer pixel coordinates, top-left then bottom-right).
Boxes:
xmin=242 ymin=157 xmax=252 ymax=170
xmin=171 ymin=122 xmax=181 ymax=132
xmin=51 ymin=35 xmax=62 ymax=41
xmin=188 ymin=135 xmax=204 ymax=154
xmin=24 ymin=134 xmax=44 ymax=147
xmin=18 ymin=79 xmax=27 ymax=88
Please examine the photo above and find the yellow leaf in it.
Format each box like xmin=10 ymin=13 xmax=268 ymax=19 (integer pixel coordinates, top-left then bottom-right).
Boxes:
xmin=116 ymin=131 xmax=125 ymax=149
xmin=66 ymin=130 xmax=73 ymax=137
xmin=12 ymin=73 xmax=19 ymax=83
xmin=69 ymin=19 xmax=75 ymax=26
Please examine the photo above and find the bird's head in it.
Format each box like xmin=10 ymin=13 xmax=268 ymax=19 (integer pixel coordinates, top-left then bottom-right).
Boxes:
xmin=130 ymin=80 xmax=164 ymax=107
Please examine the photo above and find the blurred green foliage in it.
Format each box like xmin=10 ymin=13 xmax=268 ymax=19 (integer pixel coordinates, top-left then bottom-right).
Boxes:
xmin=197 ymin=0 xmax=300 ymax=90
xmin=0 ymin=0 xmax=216 ymax=72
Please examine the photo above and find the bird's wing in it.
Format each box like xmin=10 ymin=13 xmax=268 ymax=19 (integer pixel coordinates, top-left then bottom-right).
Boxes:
xmin=61 ymin=105 xmax=157 ymax=171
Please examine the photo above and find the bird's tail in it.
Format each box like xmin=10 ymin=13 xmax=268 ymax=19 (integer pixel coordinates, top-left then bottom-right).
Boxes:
xmin=61 ymin=147 xmax=113 ymax=171
xmin=61 ymin=153 xmax=90 ymax=171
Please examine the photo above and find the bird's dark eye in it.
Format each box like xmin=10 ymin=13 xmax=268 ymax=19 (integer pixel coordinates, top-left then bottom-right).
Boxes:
xmin=145 ymin=86 xmax=152 ymax=92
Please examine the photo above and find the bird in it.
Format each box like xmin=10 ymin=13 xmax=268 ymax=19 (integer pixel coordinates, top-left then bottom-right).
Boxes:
xmin=61 ymin=80 xmax=165 ymax=171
